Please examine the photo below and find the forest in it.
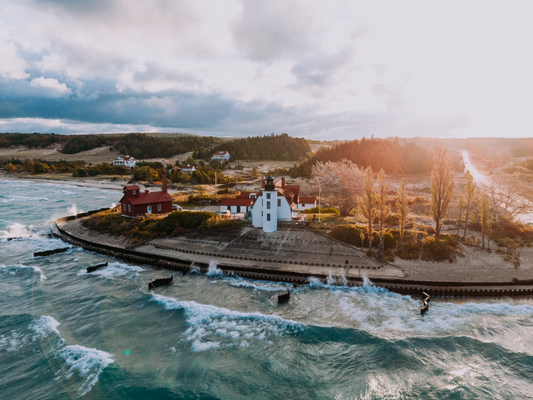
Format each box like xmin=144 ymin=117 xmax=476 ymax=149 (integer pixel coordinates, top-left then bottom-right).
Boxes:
xmin=0 ymin=132 xmax=222 ymax=158
xmin=199 ymin=133 xmax=311 ymax=161
xmin=287 ymin=137 xmax=465 ymax=177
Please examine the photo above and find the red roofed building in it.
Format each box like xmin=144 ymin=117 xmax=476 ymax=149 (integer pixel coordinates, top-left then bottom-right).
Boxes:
xmin=120 ymin=175 xmax=172 ymax=217
xmin=220 ymin=191 xmax=254 ymax=214
xmin=297 ymin=196 xmax=317 ymax=211
xmin=211 ymin=150 xmax=230 ymax=161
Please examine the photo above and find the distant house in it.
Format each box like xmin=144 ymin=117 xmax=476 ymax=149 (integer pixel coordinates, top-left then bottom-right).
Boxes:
xmin=181 ymin=164 xmax=196 ymax=173
xmin=211 ymin=151 xmax=230 ymax=161
xmin=297 ymin=197 xmax=317 ymax=211
xmin=220 ymin=192 xmax=254 ymax=214
xmin=119 ymin=175 xmax=172 ymax=217
xmin=113 ymin=155 xmax=137 ymax=168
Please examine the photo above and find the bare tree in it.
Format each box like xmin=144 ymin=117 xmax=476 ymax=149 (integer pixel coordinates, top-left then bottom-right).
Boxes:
xmin=430 ymin=146 xmax=455 ymax=236
xmin=486 ymin=182 xmax=532 ymax=226
xmin=395 ymin=178 xmax=409 ymax=252
xmin=456 ymin=193 xmax=466 ymax=237
xmin=478 ymin=189 xmax=493 ymax=249
xmin=376 ymin=169 xmax=390 ymax=257
xmin=463 ymin=171 xmax=477 ymax=238
xmin=312 ymin=160 xmax=363 ymax=216
xmin=358 ymin=166 xmax=378 ymax=254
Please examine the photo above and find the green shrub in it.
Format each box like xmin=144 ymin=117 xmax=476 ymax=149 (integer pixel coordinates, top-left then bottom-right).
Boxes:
xmin=421 ymin=235 xmax=457 ymax=262
xmin=396 ymin=241 xmax=421 ymax=260
xmin=383 ymin=249 xmax=395 ymax=262
xmin=302 ymin=207 xmax=339 ymax=214
xmin=329 ymin=225 xmax=367 ymax=246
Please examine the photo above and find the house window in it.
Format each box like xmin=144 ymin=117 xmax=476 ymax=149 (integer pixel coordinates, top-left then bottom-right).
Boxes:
xmin=266 ymin=193 xmax=271 ymax=199
xmin=128 ymin=204 xmax=131 ymax=212
xmin=237 ymin=206 xmax=241 ymax=213
xmin=302 ymin=204 xmax=305 ymax=207
xmin=278 ymin=199 xmax=281 ymax=207
xmin=267 ymin=201 xmax=270 ymax=209
xmin=157 ymin=204 xmax=161 ymax=211
xmin=261 ymin=211 xmax=263 ymax=216
xmin=228 ymin=206 xmax=231 ymax=211
xmin=267 ymin=214 xmax=271 ymax=221
xmin=133 ymin=190 xmax=136 ymax=195
xmin=123 ymin=204 xmax=126 ymax=211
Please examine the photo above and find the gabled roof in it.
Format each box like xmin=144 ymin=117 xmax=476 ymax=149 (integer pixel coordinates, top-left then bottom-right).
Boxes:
xmin=124 ymin=185 xmax=140 ymax=190
xmin=220 ymin=198 xmax=254 ymax=206
xmin=298 ymin=197 xmax=316 ymax=204
xmin=121 ymin=191 xmax=172 ymax=205
xmin=213 ymin=150 xmax=229 ymax=156
xmin=238 ymin=191 xmax=253 ymax=198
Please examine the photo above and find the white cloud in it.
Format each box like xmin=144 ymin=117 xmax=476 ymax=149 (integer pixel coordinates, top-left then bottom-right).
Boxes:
xmin=0 ymin=28 xmax=29 ymax=80
xmin=30 ymin=77 xmax=72 ymax=95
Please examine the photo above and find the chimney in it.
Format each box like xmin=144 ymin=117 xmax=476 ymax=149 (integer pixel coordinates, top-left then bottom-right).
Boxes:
xmin=162 ymin=174 xmax=167 ymax=192
xmin=262 ymin=176 xmax=265 ymax=189
xmin=281 ymin=177 xmax=286 ymax=188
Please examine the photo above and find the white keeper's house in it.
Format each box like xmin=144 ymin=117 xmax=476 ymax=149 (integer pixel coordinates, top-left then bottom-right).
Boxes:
xmin=297 ymin=197 xmax=317 ymax=211
xmin=113 ymin=155 xmax=137 ymax=168
xmin=211 ymin=150 xmax=230 ymax=161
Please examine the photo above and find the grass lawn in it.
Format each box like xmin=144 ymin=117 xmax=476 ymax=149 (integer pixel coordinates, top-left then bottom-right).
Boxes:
xmin=306 ymin=213 xmax=357 ymax=229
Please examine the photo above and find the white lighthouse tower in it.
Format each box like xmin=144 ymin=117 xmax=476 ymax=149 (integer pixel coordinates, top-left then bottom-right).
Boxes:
xmin=262 ymin=174 xmax=278 ymax=232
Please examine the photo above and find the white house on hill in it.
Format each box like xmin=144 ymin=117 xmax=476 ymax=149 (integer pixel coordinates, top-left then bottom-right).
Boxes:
xmin=297 ymin=197 xmax=317 ymax=211
xmin=113 ymin=155 xmax=137 ymax=168
xmin=211 ymin=151 xmax=230 ymax=161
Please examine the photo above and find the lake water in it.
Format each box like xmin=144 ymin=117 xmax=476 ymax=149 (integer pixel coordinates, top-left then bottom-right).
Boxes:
xmin=1 ymin=179 xmax=533 ymax=399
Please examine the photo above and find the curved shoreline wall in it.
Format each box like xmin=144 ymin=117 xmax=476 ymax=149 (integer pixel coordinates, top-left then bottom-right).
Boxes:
xmin=51 ymin=211 xmax=533 ymax=298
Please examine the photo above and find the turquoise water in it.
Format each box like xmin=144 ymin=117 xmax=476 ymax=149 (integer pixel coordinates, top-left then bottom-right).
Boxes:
xmin=1 ymin=179 xmax=533 ymax=399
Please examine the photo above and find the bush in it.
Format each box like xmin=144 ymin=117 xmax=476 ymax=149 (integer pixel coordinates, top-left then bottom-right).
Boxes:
xmin=329 ymin=225 xmax=366 ymax=246
xmin=302 ymin=207 xmax=339 ymax=214
xmin=421 ymin=235 xmax=457 ymax=262
xmin=396 ymin=241 xmax=422 ymax=260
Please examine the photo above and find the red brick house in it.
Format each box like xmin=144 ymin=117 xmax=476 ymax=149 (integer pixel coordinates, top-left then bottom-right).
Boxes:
xmin=120 ymin=175 xmax=173 ymax=217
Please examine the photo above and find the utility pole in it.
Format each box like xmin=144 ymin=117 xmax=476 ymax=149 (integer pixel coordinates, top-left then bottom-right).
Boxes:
xmin=318 ymin=180 xmax=321 ymax=222
xmin=215 ymin=171 xmax=217 ymax=200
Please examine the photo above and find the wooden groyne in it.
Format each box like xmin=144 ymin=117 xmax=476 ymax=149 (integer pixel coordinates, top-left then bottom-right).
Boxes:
xmin=148 ymin=276 xmax=173 ymax=290
xmin=34 ymin=247 xmax=69 ymax=257
xmin=87 ymin=262 xmax=108 ymax=273
xmin=277 ymin=290 xmax=290 ymax=304
xmin=50 ymin=213 xmax=533 ymax=298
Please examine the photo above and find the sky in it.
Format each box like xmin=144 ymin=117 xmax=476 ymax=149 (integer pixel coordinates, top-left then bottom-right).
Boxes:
xmin=1 ymin=0 xmax=532 ymax=140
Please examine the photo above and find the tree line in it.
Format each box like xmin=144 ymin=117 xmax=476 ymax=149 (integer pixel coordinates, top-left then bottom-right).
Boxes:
xmin=203 ymin=133 xmax=311 ymax=161
xmin=291 ymin=137 xmax=464 ymax=178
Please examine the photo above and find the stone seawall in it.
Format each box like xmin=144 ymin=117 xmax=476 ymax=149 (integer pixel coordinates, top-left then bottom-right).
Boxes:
xmin=51 ymin=213 xmax=533 ymax=298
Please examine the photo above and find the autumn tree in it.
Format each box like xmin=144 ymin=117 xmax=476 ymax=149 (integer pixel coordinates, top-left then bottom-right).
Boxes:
xmin=376 ymin=169 xmax=390 ymax=257
xmin=250 ymin=165 xmax=259 ymax=178
xmin=395 ymin=178 xmax=409 ymax=252
xmin=430 ymin=146 xmax=455 ymax=236
xmin=358 ymin=166 xmax=377 ymax=253
xmin=312 ymin=160 xmax=363 ymax=216
xmin=463 ymin=171 xmax=477 ymax=238
xmin=487 ymin=182 xmax=532 ymax=226
xmin=456 ymin=193 xmax=466 ymax=237
xmin=478 ymin=189 xmax=493 ymax=249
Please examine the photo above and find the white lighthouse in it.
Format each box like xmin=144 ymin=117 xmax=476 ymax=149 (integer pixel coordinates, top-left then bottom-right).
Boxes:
xmin=262 ymin=174 xmax=278 ymax=232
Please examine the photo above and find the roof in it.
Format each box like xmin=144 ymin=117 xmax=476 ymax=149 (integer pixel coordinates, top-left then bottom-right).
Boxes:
xmin=182 ymin=164 xmax=195 ymax=169
xmin=275 ymin=181 xmax=300 ymax=196
xmin=298 ymin=197 xmax=316 ymax=204
xmin=124 ymin=185 xmax=140 ymax=190
xmin=121 ymin=191 xmax=172 ymax=205
xmin=253 ymin=188 xmax=296 ymax=204
xmin=118 ymin=156 xmax=135 ymax=161
xmin=220 ymin=198 xmax=254 ymax=206
xmin=238 ymin=191 xmax=253 ymax=198
xmin=213 ymin=151 xmax=229 ymax=156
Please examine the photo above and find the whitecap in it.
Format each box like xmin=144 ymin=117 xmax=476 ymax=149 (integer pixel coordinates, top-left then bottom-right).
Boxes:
xmin=57 ymin=345 xmax=114 ymax=396
xmin=206 ymin=261 xmax=224 ymax=277
xmin=0 ymin=264 xmax=46 ymax=281
xmin=151 ymin=293 xmax=302 ymax=351
xmin=227 ymin=276 xmax=296 ymax=292
xmin=28 ymin=316 xmax=62 ymax=341
xmin=0 ymin=330 xmax=27 ymax=352
xmin=77 ymin=261 xmax=143 ymax=280
xmin=0 ymin=222 xmax=34 ymax=239
xmin=191 ymin=339 xmax=220 ymax=352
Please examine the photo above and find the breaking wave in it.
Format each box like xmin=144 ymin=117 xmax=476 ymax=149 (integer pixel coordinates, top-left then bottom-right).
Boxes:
xmin=57 ymin=345 xmax=114 ymax=397
xmin=151 ymin=293 xmax=303 ymax=352
xmin=0 ymin=263 xmax=47 ymax=281
xmin=77 ymin=261 xmax=143 ymax=280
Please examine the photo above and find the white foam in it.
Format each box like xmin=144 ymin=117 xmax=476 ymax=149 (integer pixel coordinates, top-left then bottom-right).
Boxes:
xmin=227 ymin=276 xmax=295 ymax=292
xmin=0 ymin=195 xmax=48 ymax=204
xmin=0 ymin=222 xmax=34 ymax=239
xmin=191 ymin=339 xmax=220 ymax=352
xmin=152 ymin=293 xmax=302 ymax=351
xmin=206 ymin=261 xmax=224 ymax=276
xmin=28 ymin=316 xmax=61 ymax=341
xmin=77 ymin=262 xmax=143 ymax=280
xmin=0 ymin=264 xmax=47 ymax=281
xmin=67 ymin=204 xmax=83 ymax=215
xmin=0 ymin=330 xmax=27 ymax=352
xmin=61 ymin=190 xmax=81 ymax=197
xmin=58 ymin=345 xmax=114 ymax=397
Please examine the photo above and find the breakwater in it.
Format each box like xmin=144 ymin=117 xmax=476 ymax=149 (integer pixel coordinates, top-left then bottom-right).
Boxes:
xmin=52 ymin=211 xmax=533 ymax=298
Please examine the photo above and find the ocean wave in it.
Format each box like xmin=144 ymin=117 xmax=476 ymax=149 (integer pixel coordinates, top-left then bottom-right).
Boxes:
xmin=60 ymin=190 xmax=81 ymax=197
xmin=57 ymin=344 xmax=114 ymax=397
xmin=28 ymin=316 xmax=62 ymax=341
xmin=77 ymin=261 xmax=143 ymax=280
xmin=0 ymin=222 xmax=35 ymax=239
xmin=0 ymin=329 xmax=28 ymax=352
xmin=227 ymin=276 xmax=296 ymax=292
xmin=151 ymin=293 xmax=303 ymax=351
xmin=0 ymin=195 xmax=48 ymax=204
xmin=0 ymin=264 xmax=47 ymax=281
xmin=206 ymin=261 xmax=224 ymax=277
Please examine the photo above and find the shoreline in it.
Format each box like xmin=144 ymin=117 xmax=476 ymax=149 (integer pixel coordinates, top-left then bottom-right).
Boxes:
xmin=51 ymin=213 xmax=533 ymax=297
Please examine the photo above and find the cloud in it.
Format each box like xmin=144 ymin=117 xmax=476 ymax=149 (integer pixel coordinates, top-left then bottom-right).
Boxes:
xmin=0 ymin=29 xmax=29 ymax=80
xmin=231 ymin=0 xmax=316 ymax=62
xmin=30 ymin=77 xmax=72 ymax=95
